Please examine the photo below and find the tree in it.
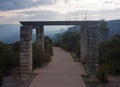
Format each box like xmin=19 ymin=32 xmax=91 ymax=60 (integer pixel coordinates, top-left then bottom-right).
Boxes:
xmin=54 ymin=31 xmax=81 ymax=58
xmin=61 ymin=31 xmax=80 ymax=52
xmin=99 ymin=34 xmax=120 ymax=75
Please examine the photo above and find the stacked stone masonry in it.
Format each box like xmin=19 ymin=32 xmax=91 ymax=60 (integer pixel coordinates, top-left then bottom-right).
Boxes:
xmin=86 ymin=25 xmax=98 ymax=75
xmin=20 ymin=26 xmax=44 ymax=74
xmin=81 ymin=25 xmax=88 ymax=64
xmin=20 ymin=26 xmax=33 ymax=74
xmin=36 ymin=26 xmax=44 ymax=49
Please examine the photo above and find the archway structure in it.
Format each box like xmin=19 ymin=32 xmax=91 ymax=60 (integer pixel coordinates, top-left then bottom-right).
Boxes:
xmin=20 ymin=21 xmax=99 ymax=75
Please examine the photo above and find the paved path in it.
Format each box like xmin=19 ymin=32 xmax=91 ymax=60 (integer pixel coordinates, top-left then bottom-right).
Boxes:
xmin=29 ymin=47 xmax=86 ymax=87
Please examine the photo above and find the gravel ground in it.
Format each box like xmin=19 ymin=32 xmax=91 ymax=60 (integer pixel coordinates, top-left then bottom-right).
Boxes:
xmin=98 ymin=76 xmax=120 ymax=87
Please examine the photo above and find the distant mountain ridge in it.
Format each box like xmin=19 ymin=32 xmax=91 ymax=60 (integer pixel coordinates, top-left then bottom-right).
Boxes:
xmin=66 ymin=20 xmax=120 ymax=37
xmin=107 ymin=19 xmax=120 ymax=37
xmin=67 ymin=25 xmax=80 ymax=32
xmin=0 ymin=19 xmax=120 ymax=43
xmin=0 ymin=24 xmax=60 ymax=43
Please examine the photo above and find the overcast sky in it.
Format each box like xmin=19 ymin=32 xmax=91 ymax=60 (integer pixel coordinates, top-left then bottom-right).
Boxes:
xmin=0 ymin=0 xmax=120 ymax=24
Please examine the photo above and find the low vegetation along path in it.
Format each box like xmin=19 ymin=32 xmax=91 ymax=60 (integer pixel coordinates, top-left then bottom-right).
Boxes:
xmin=29 ymin=47 xmax=86 ymax=87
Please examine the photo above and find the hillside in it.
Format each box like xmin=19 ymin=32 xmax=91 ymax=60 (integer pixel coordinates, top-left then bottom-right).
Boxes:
xmin=0 ymin=19 xmax=120 ymax=43
xmin=67 ymin=25 xmax=80 ymax=32
xmin=66 ymin=20 xmax=120 ymax=37
xmin=0 ymin=24 xmax=60 ymax=43
xmin=107 ymin=19 xmax=120 ymax=37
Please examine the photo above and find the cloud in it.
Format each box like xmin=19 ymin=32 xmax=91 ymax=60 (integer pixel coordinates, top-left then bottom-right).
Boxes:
xmin=1 ymin=8 xmax=120 ymax=24
xmin=65 ymin=8 xmax=120 ymax=20
xmin=53 ymin=0 xmax=76 ymax=4
xmin=0 ymin=0 xmax=120 ymax=24
xmin=21 ymin=10 xmax=61 ymax=21
xmin=0 ymin=16 xmax=5 ymax=18
xmin=0 ymin=0 xmax=54 ymax=11
xmin=0 ymin=10 xmax=63 ymax=24
xmin=104 ymin=0 xmax=114 ymax=4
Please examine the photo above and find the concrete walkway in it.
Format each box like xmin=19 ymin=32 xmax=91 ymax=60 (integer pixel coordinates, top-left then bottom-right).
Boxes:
xmin=29 ymin=47 xmax=86 ymax=87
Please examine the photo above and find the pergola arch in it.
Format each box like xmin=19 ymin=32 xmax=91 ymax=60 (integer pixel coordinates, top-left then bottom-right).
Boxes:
xmin=20 ymin=21 xmax=99 ymax=75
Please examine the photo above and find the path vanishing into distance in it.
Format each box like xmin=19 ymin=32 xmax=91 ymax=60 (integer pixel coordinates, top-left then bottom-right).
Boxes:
xmin=29 ymin=47 xmax=86 ymax=87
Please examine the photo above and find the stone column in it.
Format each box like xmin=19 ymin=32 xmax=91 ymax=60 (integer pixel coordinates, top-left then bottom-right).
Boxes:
xmin=81 ymin=25 xmax=88 ymax=64
xmin=36 ymin=26 xmax=44 ymax=50
xmin=86 ymin=25 xmax=99 ymax=75
xmin=20 ymin=26 xmax=32 ymax=74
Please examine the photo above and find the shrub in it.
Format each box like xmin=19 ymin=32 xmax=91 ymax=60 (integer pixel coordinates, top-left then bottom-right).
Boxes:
xmin=97 ymin=66 xmax=108 ymax=83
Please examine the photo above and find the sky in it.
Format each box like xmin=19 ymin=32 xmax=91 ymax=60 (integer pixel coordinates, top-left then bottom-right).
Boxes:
xmin=0 ymin=0 xmax=120 ymax=24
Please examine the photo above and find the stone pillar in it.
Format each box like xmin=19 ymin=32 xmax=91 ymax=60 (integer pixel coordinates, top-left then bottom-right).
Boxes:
xmin=36 ymin=26 xmax=44 ymax=49
xmin=20 ymin=26 xmax=32 ymax=74
xmin=86 ymin=25 xmax=99 ymax=75
xmin=81 ymin=25 xmax=87 ymax=64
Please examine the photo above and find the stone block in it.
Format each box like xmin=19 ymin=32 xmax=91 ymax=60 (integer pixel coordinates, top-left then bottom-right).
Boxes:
xmin=20 ymin=26 xmax=33 ymax=74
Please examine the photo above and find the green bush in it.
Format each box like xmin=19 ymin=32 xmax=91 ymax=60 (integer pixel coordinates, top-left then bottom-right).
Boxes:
xmin=0 ymin=41 xmax=20 ymax=86
xmin=32 ymin=36 xmax=53 ymax=69
xmin=0 ymin=36 xmax=53 ymax=85
xmin=97 ymin=66 xmax=108 ymax=83
xmin=75 ymin=41 xmax=80 ymax=58
xmin=99 ymin=35 xmax=120 ymax=75
xmin=32 ymin=47 xmax=44 ymax=69
xmin=54 ymin=31 xmax=80 ymax=58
